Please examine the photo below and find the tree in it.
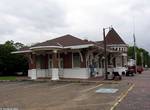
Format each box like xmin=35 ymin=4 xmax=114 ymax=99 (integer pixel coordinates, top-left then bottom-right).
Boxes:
xmin=0 ymin=40 xmax=28 ymax=76
xmin=128 ymin=46 xmax=150 ymax=67
xmin=14 ymin=42 xmax=25 ymax=49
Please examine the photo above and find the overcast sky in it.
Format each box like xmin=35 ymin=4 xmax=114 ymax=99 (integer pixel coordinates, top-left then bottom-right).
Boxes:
xmin=0 ymin=0 xmax=150 ymax=51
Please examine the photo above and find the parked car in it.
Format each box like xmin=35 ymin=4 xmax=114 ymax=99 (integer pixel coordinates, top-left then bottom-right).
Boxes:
xmin=137 ymin=66 xmax=144 ymax=74
xmin=126 ymin=66 xmax=135 ymax=76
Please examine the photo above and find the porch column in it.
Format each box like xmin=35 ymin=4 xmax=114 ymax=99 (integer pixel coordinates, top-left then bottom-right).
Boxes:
xmin=28 ymin=54 xmax=37 ymax=80
xmin=51 ymin=50 xmax=59 ymax=80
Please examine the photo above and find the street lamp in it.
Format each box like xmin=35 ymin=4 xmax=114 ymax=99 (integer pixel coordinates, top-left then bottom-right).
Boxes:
xmin=103 ymin=27 xmax=110 ymax=80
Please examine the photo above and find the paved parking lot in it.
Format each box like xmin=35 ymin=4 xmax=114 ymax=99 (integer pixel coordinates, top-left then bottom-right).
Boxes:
xmin=0 ymin=80 xmax=131 ymax=110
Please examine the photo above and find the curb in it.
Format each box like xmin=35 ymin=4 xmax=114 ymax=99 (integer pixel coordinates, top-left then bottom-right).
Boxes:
xmin=0 ymin=79 xmax=31 ymax=82
xmin=0 ymin=79 xmax=120 ymax=84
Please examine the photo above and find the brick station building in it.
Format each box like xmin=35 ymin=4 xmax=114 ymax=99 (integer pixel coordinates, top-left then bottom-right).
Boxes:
xmin=12 ymin=28 xmax=128 ymax=80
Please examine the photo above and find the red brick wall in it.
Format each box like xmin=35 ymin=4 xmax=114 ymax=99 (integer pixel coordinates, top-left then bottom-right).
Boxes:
xmin=63 ymin=51 xmax=86 ymax=68
xmin=40 ymin=55 xmax=49 ymax=69
xmin=45 ymin=54 xmax=48 ymax=69
xmin=28 ymin=51 xmax=86 ymax=69
xmin=28 ymin=54 xmax=49 ymax=69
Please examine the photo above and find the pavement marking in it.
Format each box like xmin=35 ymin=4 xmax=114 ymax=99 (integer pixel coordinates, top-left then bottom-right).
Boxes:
xmin=110 ymin=83 xmax=135 ymax=110
xmin=51 ymin=83 xmax=74 ymax=90
xmin=81 ymin=83 xmax=103 ymax=93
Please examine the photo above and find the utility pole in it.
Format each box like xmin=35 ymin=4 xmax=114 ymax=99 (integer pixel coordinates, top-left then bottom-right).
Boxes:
xmin=133 ymin=34 xmax=137 ymax=73
xmin=133 ymin=16 xmax=137 ymax=73
xmin=103 ymin=27 xmax=109 ymax=80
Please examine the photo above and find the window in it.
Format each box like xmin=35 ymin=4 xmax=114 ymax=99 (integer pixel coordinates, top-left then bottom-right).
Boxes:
xmin=36 ymin=55 xmax=44 ymax=69
xmin=73 ymin=53 xmax=80 ymax=68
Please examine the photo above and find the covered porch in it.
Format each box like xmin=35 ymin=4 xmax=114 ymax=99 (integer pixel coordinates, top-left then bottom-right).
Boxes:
xmin=27 ymin=46 xmax=108 ymax=80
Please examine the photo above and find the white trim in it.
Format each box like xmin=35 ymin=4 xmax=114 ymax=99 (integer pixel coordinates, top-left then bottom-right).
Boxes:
xmin=52 ymin=68 xmax=59 ymax=80
xmin=28 ymin=69 xmax=37 ymax=80
xmin=122 ymin=53 xmax=127 ymax=56
xmin=107 ymin=44 xmax=128 ymax=47
xmin=64 ymin=44 xmax=94 ymax=49
xmin=63 ymin=68 xmax=89 ymax=79
xmin=30 ymin=44 xmax=94 ymax=50
xmin=57 ymin=43 xmax=63 ymax=47
xmin=12 ymin=44 xmax=95 ymax=54
xmin=11 ymin=50 xmax=31 ymax=54
xmin=30 ymin=46 xmax=63 ymax=50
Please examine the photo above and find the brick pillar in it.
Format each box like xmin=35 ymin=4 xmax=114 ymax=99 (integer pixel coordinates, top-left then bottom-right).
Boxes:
xmin=52 ymin=52 xmax=58 ymax=68
xmin=51 ymin=50 xmax=59 ymax=80
xmin=28 ymin=54 xmax=37 ymax=80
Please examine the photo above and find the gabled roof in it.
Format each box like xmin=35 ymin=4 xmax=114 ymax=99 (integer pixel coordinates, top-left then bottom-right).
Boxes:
xmin=105 ymin=28 xmax=126 ymax=45
xmin=12 ymin=34 xmax=95 ymax=53
xmin=32 ymin=34 xmax=93 ymax=47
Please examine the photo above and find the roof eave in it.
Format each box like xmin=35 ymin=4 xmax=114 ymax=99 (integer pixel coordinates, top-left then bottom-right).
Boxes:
xmin=11 ymin=50 xmax=31 ymax=54
xmin=30 ymin=46 xmax=63 ymax=50
xmin=64 ymin=44 xmax=94 ymax=49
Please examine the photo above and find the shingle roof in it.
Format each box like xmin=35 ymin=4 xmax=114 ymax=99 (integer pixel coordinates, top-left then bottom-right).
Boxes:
xmin=15 ymin=34 xmax=94 ymax=52
xmin=32 ymin=34 xmax=93 ymax=47
xmin=105 ymin=28 xmax=126 ymax=45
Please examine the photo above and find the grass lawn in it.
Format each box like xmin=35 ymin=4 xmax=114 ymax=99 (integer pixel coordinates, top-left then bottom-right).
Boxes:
xmin=0 ymin=76 xmax=16 ymax=80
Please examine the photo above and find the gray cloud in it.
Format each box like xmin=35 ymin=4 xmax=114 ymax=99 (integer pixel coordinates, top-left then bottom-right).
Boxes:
xmin=0 ymin=0 xmax=150 ymax=52
xmin=0 ymin=0 xmax=68 ymax=43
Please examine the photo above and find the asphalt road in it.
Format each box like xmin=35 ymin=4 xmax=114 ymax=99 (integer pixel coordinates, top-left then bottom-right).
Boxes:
xmin=1 ymin=71 xmax=150 ymax=110
xmin=115 ymin=70 xmax=150 ymax=110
